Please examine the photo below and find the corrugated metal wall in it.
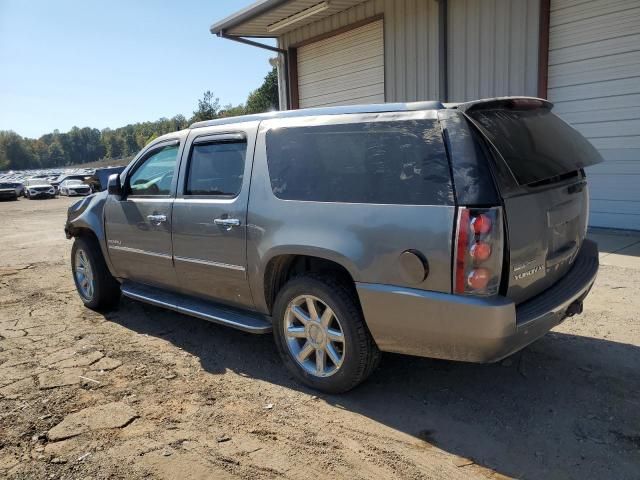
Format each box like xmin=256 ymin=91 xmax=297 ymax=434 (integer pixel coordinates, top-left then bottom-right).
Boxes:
xmin=278 ymin=0 xmax=441 ymax=108
xmin=548 ymin=0 xmax=640 ymax=230
xmin=447 ymin=0 xmax=540 ymax=101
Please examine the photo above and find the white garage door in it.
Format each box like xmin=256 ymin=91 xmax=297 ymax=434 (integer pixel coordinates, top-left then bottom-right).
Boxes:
xmin=548 ymin=0 xmax=640 ymax=230
xmin=297 ymin=19 xmax=385 ymax=108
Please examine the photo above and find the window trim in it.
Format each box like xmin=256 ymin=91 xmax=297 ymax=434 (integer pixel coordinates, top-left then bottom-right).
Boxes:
xmin=126 ymin=140 xmax=180 ymax=199
xmin=183 ymin=134 xmax=248 ymax=199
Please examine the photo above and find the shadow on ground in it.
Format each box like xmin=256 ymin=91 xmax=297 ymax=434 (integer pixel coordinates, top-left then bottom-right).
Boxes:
xmin=107 ymin=300 xmax=640 ymax=480
xmin=589 ymin=229 xmax=640 ymax=258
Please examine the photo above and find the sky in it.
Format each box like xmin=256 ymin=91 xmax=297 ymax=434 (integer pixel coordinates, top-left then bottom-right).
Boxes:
xmin=0 ymin=0 xmax=276 ymax=138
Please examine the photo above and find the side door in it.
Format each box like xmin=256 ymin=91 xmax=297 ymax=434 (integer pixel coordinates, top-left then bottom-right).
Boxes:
xmin=104 ymin=138 xmax=183 ymax=290
xmin=171 ymin=123 xmax=257 ymax=309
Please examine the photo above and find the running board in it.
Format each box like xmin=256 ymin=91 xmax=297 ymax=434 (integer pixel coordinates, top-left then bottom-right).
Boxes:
xmin=120 ymin=282 xmax=272 ymax=334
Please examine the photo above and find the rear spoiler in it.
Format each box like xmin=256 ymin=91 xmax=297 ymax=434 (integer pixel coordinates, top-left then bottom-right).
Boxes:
xmin=453 ymin=96 xmax=553 ymax=114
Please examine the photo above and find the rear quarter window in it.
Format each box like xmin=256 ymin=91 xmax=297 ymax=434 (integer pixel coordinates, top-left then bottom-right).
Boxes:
xmin=265 ymin=120 xmax=454 ymax=205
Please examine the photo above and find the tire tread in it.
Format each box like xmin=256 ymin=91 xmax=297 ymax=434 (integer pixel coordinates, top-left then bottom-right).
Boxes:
xmin=72 ymin=235 xmax=120 ymax=311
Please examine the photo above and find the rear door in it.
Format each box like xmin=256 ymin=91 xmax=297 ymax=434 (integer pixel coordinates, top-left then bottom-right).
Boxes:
xmin=464 ymin=100 xmax=603 ymax=303
xmin=170 ymin=122 xmax=258 ymax=309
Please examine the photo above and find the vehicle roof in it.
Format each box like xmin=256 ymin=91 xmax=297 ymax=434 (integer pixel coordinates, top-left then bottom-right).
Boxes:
xmin=188 ymin=97 xmax=549 ymax=130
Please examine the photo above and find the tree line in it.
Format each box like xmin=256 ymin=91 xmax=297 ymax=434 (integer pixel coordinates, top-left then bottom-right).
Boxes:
xmin=0 ymin=67 xmax=279 ymax=171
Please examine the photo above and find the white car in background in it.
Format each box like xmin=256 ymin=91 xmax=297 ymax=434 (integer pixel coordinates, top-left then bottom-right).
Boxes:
xmin=59 ymin=179 xmax=91 ymax=196
xmin=24 ymin=178 xmax=56 ymax=199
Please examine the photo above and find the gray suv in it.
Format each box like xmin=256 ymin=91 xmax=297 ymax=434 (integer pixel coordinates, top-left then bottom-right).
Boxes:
xmin=65 ymin=97 xmax=601 ymax=393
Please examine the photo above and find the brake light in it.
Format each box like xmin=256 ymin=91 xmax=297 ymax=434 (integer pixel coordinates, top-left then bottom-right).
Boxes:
xmin=454 ymin=207 xmax=503 ymax=296
xmin=470 ymin=242 xmax=491 ymax=262
xmin=471 ymin=214 xmax=492 ymax=234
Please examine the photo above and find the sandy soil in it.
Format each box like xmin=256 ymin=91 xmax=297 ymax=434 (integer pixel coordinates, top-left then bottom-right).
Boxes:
xmin=0 ymin=196 xmax=639 ymax=480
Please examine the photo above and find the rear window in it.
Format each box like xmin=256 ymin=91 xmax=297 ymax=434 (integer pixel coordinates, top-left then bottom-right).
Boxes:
xmin=265 ymin=120 xmax=453 ymax=205
xmin=468 ymin=108 xmax=602 ymax=185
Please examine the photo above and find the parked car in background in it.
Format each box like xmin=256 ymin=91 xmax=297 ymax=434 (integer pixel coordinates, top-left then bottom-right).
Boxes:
xmin=52 ymin=174 xmax=87 ymax=193
xmin=65 ymin=97 xmax=601 ymax=393
xmin=24 ymin=178 xmax=56 ymax=199
xmin=0 ymin=181 xmax=24 ymax=197
xmin=0 ymin=182 xmax=19 ymax=201
xmin=59 ymin=179 xmax=92 ymax=196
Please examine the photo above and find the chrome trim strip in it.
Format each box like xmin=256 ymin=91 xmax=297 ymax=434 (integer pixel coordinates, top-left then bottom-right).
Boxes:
xmin=174 ymin=255 xmax=245 ymax=271
xmin=108 ymin=245 xmax=172 ymax=260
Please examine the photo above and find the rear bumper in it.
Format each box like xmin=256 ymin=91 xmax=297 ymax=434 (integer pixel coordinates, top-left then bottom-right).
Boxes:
xmin=357 ymin=239 xmax=599 ymax=362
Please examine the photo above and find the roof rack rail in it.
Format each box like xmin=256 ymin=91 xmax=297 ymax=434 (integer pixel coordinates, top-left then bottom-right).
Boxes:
xmin=189 ymin=101 xmax=446 ymax=129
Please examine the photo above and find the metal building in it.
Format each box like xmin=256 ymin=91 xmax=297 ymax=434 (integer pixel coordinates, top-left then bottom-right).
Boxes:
xmin=212 ymin=0 xmax=640 ymax=230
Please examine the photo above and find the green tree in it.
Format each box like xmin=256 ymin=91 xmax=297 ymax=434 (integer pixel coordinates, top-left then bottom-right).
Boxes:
xmin=219 ymin=104 xmax=246 ymax=118
xmin=0 ymin=131 xmax=37 ymax=170
xmin=191 ymin=91 xmax=220 ymax=123
xmin=245 ymin=67 xmax=279 ymax=114
xmin=47 ymin=141 xmax=65 ymax=166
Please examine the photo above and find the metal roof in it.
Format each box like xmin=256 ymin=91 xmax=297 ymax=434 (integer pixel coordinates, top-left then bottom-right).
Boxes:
xmin=189 ymin=101 xmax=446 ymax=129
xmin=210 ymin=0 xmax=369 ymax=37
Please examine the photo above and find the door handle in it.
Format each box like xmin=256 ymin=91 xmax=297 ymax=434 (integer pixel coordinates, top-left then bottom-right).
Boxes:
xmin=147 ymin=214 xmax=167 ymax=224
xmin=214 ymin=218 xmax=241 ymax=229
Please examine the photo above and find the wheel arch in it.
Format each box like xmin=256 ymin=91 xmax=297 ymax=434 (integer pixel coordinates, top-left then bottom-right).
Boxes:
xmin=65 ymin=192 xmax=116 ymax=276
xmin=260 ymin=248 xmax=360 ymax=315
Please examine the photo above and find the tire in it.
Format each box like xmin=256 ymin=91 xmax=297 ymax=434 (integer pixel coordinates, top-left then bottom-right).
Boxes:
xmin=71 ymin=236 xmax=121 ymax=311
xmin=272 ymin=273 xmax=380 ymax=393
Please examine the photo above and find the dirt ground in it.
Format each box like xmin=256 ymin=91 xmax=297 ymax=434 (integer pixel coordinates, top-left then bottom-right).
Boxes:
xmin=0 ymin=197 xmax=638 ymax=480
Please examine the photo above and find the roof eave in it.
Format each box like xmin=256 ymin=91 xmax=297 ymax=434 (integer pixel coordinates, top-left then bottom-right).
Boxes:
xmin=210 ymin=0 xmax=291 ymax=35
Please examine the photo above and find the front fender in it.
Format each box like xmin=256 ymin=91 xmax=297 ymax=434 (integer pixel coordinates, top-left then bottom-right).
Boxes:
xmin=65 ymin=191 xmax=116 ymax=275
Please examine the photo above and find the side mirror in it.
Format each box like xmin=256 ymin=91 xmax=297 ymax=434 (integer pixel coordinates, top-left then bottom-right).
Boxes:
xmin=107 ymin=174 xmax=122 ymax=197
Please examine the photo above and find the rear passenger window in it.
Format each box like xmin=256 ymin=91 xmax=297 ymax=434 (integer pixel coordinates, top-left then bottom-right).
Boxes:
xmin=265 ymin=120 xmax=453 ymax=205
xmin=186 ymin=141 xmax=246 ymax=196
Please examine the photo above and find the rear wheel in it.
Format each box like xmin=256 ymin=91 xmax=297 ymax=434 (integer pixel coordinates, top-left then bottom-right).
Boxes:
xmin=71 ymin=236 xmax=121 ymax=311
xmin=272 ymin=273 xmax=380 ymax=393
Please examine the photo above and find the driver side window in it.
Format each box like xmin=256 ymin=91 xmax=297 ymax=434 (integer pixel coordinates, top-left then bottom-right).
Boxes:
xmin=128 ymin=144 xmax=179 ymax=196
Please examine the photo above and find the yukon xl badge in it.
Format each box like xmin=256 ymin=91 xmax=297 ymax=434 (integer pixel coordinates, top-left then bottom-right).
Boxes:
xmin=513 ymin=264 xmax=544 ymax=281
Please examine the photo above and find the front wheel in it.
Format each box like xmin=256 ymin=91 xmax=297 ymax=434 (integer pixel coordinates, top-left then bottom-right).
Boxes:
xmin=71 ymin=236 xmax=121 ymax=311
xmin=272 ymin=273 xmax=380 ymax=393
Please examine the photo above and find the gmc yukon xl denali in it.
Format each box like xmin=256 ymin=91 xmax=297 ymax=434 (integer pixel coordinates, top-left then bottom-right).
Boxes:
xmin=65 ymin=97 xmax=601 ymax=393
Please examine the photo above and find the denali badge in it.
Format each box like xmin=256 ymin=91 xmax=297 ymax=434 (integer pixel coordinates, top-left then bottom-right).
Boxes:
xmin=107 ymin=239 xmax=121 ymax=246
xmin=513 ymin=264 xmax=543 ymax=280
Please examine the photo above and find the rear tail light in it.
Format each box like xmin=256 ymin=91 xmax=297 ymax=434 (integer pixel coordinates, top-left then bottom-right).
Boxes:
xmin=454 ymin=207 xmax=504 ymax=296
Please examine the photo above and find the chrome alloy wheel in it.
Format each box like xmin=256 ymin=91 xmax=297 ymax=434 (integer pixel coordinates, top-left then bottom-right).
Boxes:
xmin=74 ymin=248 xmax=95 ymax=301
xmin=284 ymin=295 xmax=345 ymax=377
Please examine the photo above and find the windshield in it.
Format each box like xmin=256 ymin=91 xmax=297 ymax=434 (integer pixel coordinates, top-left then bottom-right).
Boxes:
xmin=468 ymin=107 xmax=602 ymax=185
xmin=66 ymin=180 xmax=83 ymax=185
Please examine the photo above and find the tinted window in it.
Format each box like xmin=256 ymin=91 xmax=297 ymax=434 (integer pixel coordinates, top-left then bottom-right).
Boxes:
xmin=186 ymin=141 xmax=246 ymax=196
xmin=265 ymin=120 xmax=453 ymax=205
xmin=468 ymin=108 xmax=602 ymax=185
xmin=129 ymin=144 xmax=178 ymax=196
